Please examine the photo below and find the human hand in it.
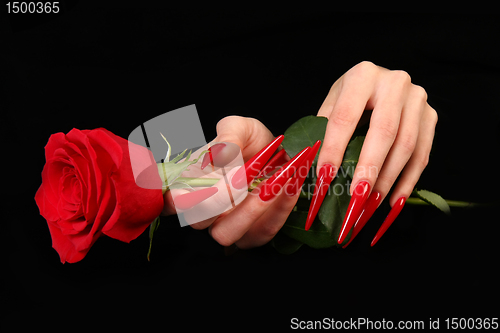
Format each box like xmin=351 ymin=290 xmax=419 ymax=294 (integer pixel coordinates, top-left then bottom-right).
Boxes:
xmin=308 ymin=61 xmax=438 ymax=246
xmin=162 ymin=116 xmax=319 ymax=249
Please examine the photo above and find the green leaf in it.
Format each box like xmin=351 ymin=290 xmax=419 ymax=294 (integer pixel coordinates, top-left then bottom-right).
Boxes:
xmin=318 ymin=171 xmax=353 ymax=247
xmin=274 ymin=116 xmax=363 ymax=251
xmin=281 ymin=211 xmax=338 ymax=249
xmin=341 ymin=136 xmax=365 ymax=179
xmin=412 ymin=189 xmax=451 ymax=215
xmin=271 ymin=231 xmax=303 ymax=254
xmin=147 ymin=216 xmax=161 ymax=261
xmin=282 ymin=115 xmax=328 ymax=166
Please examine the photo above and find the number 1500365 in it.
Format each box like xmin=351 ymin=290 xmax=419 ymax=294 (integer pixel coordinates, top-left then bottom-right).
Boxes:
xmin=445 ymin=318 xmax=498 ymax=330
xmin=6 ymin=2 xmax=59 ymax=14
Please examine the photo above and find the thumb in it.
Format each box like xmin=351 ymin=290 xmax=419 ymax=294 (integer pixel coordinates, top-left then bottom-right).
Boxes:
xmin=214 ymin=116 xmax=275 ymax=161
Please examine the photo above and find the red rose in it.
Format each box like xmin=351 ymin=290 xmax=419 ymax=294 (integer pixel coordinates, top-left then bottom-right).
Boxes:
xmin=35 ymin=128 xmax=164 ymax=263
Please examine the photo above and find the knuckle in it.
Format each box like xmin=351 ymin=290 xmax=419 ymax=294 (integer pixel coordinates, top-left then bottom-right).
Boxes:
xmin=348 ymin=61 xmax=378 ymax=79
xmin=216 ymin=115 xmax=239 ymax=129
xmin=390 ymin=70 xmax=412 ymax=85
xmin=356 ymin=60 xmax=377 ymax=72
xmin=428 ymin=107 xmax=438 ymax=125
xmin=398 ymin=134 xmax=417 ymax=154
xmin=374 ymin=118 xmax=398 ymax=141
xmin=412 ymin=84 xmax=428 ymax=102
xmin=418 ymin=154 xmax=430 ymax=169
xmin=330 ymin=107 xmax=356 ymax=127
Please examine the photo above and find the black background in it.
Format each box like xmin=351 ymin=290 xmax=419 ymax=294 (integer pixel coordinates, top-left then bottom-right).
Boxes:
xmin=3 ymin=3 xmax=500 ymax=331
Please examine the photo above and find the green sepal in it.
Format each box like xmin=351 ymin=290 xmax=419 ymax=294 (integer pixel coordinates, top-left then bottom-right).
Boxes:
xmin=147 ymin=216 xmax=161 ymax=261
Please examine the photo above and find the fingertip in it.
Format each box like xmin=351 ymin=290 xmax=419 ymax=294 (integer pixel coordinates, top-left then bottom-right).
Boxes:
xmin=316 ymin=145 xmax=341 ymax=178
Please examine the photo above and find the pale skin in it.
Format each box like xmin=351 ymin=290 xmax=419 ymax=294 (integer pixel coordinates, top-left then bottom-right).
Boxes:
xmin=162 ymin=61 xmax=438 ymax=248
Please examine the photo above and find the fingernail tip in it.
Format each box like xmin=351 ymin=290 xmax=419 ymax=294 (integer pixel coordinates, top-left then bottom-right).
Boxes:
xmin=371 ymin=231 xmax=382 ymax=246
xmin=337 ymin=234 xmax=346 ymax=244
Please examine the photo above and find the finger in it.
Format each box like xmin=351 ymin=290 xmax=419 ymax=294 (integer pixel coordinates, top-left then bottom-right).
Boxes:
xmin=214 ymin=116 xmax=275 ymax=161
xmin=181 ymin=166 xmax=247 ymax=229
xmin=370 ymin=84 xmax=427 ymax=201
xmin=188 ymin=134 xmax=285 ymax=230
xmin=389 ymin=105 xmax=438 ymax=206
xmin=350 ymin=70 xmax=412 ymax=193
xmin=235 ymin=184 xmax=300 ymax=249
xmin=317 ymin=61 xmax=380 ymax=176
xmin=208 ymin=145 xmax=311 ymax=246
xmin=207 ymin=182 xmax=278 ymax=247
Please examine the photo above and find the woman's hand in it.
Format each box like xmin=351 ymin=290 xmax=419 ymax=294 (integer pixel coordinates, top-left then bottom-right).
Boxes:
xmin=162 ymin=116 xmax=315 ymax=249
xmin=311 ymin=61 xmax=438 ymax=245
xmin=163 ymin=61 xmax=438 ymax=249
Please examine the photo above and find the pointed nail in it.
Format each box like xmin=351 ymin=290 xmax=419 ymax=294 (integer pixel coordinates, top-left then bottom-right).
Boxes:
xmin=342 ymin=191 xmax=382 ymax=248
xmin=174 ymin=187 xmax=219 ymax=210
xmin=231 ymin=135 xmax=284 ymax=190
xmin=256 ymin=149 xmax=289 ymax=178
xmin=286 ymin=140 xmax=321 ymax=197
xmin=305 ymin=164 xmax=336 ymax=231
xmin=338 ymin=180 xmax=371 ymax=244
xmin=201 ymin=143 xmax=227 ymax=170
xmin=371 ymin=196 xmax=406 ymax=246
xmin=259 ymin=146 xmax=311 ymax=201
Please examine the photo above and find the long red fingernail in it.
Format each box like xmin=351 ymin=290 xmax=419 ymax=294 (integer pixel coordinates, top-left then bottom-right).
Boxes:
xmin=305 ymin=164 xmax=336 ymax=231
xmin=338 ymin=181 xmax=371 ymax=244
xmin=231 ymin=135 xmax=284 ymax=190
xmin=201 ymin=143 xmax=226 ymax=170
xmin=174 ymin=187 xmax=219 ymax=210
xmin=286 ymin=140 xmax=321 ymax=197
xmin=371 ymin=196 xmax=406 ymax=246
xmin=342 ymin=191 xmax=382 ymax=248
xmin=259 ymin=146 xmax=311 ymax=201
xmin=256 ymin=149 xmax=289 ymax=178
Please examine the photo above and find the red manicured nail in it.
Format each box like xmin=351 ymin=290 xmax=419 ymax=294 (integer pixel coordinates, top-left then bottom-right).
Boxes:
xmin=338 ymin=181 xmax=371 ymax=244
xmin=286 ymin=140 xmax=321 ymax=197
xmin=342 ymin=191 xmax=382 ymax=248
xmin=174 ymin=187 xmax=219 ymax=210
xmin=201 ymin=143 xmax=227 ymax=170
xmin=231 ymin=135 xmax=284 ymax=190
xmin=305 ymin=164 xmax=336 ymax=231
xmin=371 ymin=196 xmax=407 ymax=246
xmin=256 ymin=149 xmax=289 ymax=178
xmin=259 ymin=146 xmax=311 ymax=201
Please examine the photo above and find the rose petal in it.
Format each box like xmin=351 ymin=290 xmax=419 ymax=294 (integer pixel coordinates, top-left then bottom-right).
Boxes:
xmin=35 ymin=184 xmax=59 ymax=222
xmin=71 ymin=180 xmax=116 ymax=252
xmin=100 ymin=128 xmax=163 ymax=242
xmin=46 ymin=220 xmax=90 ymax=264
